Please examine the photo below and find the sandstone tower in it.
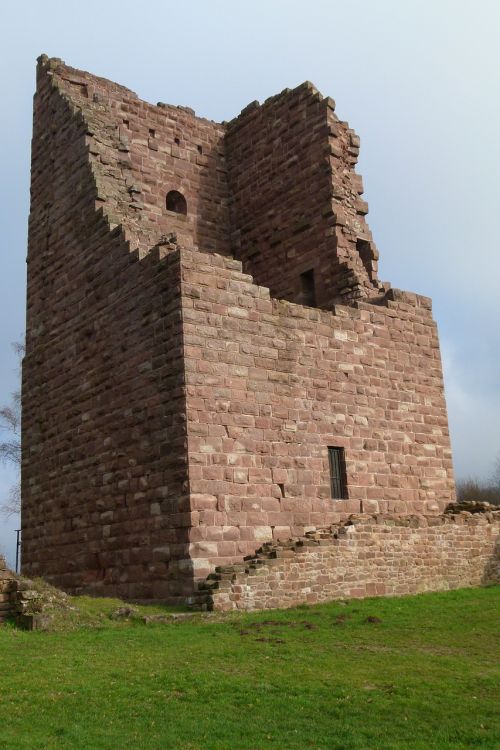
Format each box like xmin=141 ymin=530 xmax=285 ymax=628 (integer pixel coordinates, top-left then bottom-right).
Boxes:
xmin=22 ymin=56 xmax=460 ymax=604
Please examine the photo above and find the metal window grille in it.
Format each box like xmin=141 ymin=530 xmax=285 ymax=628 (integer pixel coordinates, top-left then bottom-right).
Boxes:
xmin=328 ymin=447 xmax=347 ymax=499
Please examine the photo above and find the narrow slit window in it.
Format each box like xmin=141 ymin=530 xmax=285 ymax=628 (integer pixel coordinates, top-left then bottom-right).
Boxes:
xmin=300 ymin=269 xmax=316 ymax=307
xmin=356 ymin=238 xmax=373 ymax=276
xmin=328 ymin=447 xmax=348 ymax=500
xmin=166 ymin=190 xmax=187 ymax=215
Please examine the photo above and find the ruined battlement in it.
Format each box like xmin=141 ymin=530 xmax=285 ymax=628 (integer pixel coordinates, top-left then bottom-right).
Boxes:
xmin=33 ymin=56 xmax=383 ymax=305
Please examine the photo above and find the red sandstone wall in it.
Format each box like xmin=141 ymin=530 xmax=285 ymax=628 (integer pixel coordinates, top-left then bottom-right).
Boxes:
xmin=44 ymin=57 xmax=230 ymax=258
xmin=22 ymin=61 xmax=193 ymax=601
xmin=226 ymin=83 xmax=382 ymax=307
xmin=180 ymin=249 xmax=455 ymax=576
xmin=206 ymin=512 xmax=500 ymax=611
xmin=22 ymin=59 xmax=460 ymax=605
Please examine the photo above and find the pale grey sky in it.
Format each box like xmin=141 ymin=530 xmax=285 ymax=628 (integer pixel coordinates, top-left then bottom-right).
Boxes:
xmin=1 ymin=0 xmax=499 ymax=564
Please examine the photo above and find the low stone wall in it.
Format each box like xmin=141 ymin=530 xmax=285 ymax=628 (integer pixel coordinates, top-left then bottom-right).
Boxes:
xmin=0 ymin=556 xmax=16 ymax=623
xmin=0 ymin=557 xmax=55 ymax=628
xmin=201 ymin=508 xmax=500 ymax=611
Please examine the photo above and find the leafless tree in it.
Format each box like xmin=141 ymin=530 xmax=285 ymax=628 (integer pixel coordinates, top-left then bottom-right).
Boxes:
xmin=0 ymin=342 xmax=23 ymax=518
xmin=492 ymin=453 xmax=500 ymax=489
xmin=456 ymin=452 xmax=500 ymax=506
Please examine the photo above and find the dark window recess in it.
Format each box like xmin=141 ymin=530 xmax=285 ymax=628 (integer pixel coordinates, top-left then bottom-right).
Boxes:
xmin=149 ymin=128 xmax=156 ymax=138
xmin=197 ymin=144 xmax=203 ymax=154
xmin=166 ymin=190 xmax=187 ymax=215
xmin=123 ymin=119 xmax=129 ymax=127
xmin=356 ymin=238 xmax=373 ymax=276
xmin=328 ymin=447 xmax=348 ymax=499
xmin=174 ymin=137 xmax=180 ymax=145
xmin=300 ymin=269 xmax=316 ymax=307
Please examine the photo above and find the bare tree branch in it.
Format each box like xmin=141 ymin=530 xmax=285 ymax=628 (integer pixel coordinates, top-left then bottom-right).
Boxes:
xmin=12 ymin=341 xmax=25 ymax=359
xmin=0 ymin=440 xmax=21 ymax=466
xmin=0 ymin=406 xmax=20 ymax=437
xmin=0 ymin=340 xmax=23 ymax=517
xmin=1 ymin=483 xmax=20 ymax=518
xmin=456 ymin=474 xmax=500 ymax=506
xmin=492 ymin=453 xmax=500 ymax=489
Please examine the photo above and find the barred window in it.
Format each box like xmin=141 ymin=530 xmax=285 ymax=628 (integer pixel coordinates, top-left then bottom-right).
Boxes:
xmin=328 ymin=447 xmax=348 ymax=500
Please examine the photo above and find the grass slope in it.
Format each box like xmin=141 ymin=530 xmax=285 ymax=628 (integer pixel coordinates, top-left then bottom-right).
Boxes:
xmin=0 ymin=587 xmax=498 ymax=750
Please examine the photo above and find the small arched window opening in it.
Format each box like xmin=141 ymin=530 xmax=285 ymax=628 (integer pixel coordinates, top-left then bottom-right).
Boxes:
xmin=166 ymin=190 xmax=187 ymax=215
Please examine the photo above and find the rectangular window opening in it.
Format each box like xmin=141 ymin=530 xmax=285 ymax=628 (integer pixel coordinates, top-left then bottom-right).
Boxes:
xmin=328 ymin=447 xmax=348 ymax=500
xmin=300 ymin=268 xmax=316 ymax=307
xmin=356 ymin=238 xmax=373 ymax=276
xmin=149 ymin=128 xmax=156 ymax=138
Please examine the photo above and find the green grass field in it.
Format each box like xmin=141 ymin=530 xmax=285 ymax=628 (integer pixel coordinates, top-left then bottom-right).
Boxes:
xmin=0 ymin=587 xmax=498 ymax=750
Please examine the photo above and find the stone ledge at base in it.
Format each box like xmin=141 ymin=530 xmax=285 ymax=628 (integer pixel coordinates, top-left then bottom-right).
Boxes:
xmin=0 ymin=556 xmax=61 ymax=629
xmin=196 ymin=506 xmax=500 ymax=611
xmin=0 ymin=556 xmax=16 ymax=623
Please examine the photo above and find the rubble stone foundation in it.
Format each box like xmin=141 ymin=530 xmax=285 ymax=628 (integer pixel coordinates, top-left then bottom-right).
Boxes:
xmin=0 ymin=557 xmax=16 ymax=623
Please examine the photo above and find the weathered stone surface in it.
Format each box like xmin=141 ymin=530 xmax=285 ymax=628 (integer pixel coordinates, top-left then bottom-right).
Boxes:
xmin=20 ymin=58 xmax=479 ymax=610
xmin=0 ymin=557 xmax=15 ymax=622
xmin=201 ymin=509 xmax=500 ymax=611
xmin=0 ymin=559 xmax=77 ymax=628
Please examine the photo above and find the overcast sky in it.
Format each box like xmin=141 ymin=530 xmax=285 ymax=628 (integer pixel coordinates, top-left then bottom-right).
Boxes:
xmin=1 ymin=0 xmax=499 ymax=565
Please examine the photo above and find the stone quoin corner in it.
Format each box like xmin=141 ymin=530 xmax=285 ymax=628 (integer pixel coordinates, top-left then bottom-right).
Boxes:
xmin=20 ymin=56 xmax=499 ymax=609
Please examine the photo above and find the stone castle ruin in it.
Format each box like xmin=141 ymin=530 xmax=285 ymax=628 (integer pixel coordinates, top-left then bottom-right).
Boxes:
xmin=21 ymin=56 xmax=498 ymax=609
